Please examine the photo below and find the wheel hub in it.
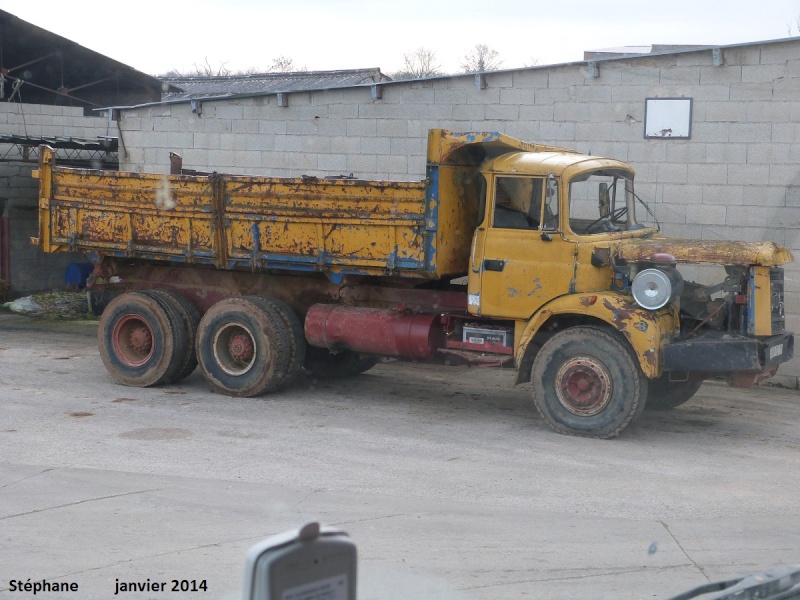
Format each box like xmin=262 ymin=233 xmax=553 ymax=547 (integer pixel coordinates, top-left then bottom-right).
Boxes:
xmin=555 ymin=356 xmax=612 ymax=416
xmin=212 ymin=323 xmax=258 ymax=376
xmin=112 ymin=314 xmax=155 ymax=368
xmin=229 ymin=334 xmax=254 ymax=362
xmin=129 ymin=327 xmax=152 ymax=354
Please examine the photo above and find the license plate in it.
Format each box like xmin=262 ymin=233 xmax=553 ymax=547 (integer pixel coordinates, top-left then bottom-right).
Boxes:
xmin=769 ymin=343 xmax=784 ymax=360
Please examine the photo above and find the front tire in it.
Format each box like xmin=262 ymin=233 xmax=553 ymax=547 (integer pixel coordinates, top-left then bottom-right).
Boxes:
xmin=530 ymin=326 xmax=647 ymax=438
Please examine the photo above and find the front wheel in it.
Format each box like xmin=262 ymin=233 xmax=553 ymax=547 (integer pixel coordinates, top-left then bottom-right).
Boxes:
xmin=530 ymin=326 xmax=647 ymax=438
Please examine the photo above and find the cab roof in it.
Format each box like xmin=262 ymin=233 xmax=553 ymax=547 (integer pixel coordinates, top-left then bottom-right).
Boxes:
xmin=426 ymin=129 xmax=635 ymax=178
xmin=482 ymin=151 xmax=635 ymax=177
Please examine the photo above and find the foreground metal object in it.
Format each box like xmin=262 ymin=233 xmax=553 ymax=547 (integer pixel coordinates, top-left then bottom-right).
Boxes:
xmin=667 ymin=564 xmax=800 ymax=600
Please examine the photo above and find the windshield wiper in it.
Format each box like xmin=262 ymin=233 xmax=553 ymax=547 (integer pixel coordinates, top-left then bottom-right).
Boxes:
xmin=668 ymin=564 xmax=800 ymax=600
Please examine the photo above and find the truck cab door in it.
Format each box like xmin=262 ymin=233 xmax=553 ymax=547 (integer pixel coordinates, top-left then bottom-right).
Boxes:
xmin=468 ymin=174 xmax=576 ymax=319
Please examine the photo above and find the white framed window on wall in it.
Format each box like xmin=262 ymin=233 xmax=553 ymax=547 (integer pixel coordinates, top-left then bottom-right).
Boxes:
xmin=644 ymin=97 xmax=693 ymax=139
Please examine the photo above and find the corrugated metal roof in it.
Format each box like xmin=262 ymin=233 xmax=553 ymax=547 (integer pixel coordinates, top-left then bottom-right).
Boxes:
xmin=0 ymin=9 xmax=173 ymax=108
xmin=650 ymin=44 xmax=711 ymax=53
xmin=162 ymin=68 xmax=390 ymax=101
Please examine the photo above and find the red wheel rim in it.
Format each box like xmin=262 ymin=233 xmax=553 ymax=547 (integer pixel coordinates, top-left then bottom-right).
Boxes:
xmin=212 ymin=322 xmax=259 ymax=376
xmin=555 ymin=356 xmax=612 ymax=416
xmin=112 ymin=314 xmax=155 ymax=367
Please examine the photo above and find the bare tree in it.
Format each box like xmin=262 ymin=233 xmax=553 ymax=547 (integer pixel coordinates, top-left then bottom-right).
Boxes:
xmin=191 ymin=57 xmax=231 ymax=77
xmin=269 ymin=56 xmax=307 ymax=73
xmin=461 ymin=44 xmax=502 ymax=73
xmin=162 ymin=59 xmax=233 ymax=78
xmin=160 ymin=56 xmax=308 ymax=78
xmin=392 ymin=47 xmax=442 ymax=80
xmin=524 ymin=57 xmax=541 ymax=67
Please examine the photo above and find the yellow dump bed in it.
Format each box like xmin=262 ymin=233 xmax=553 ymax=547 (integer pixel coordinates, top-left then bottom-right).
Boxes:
xmin=34 ymin=130 xmax=554 ymax=280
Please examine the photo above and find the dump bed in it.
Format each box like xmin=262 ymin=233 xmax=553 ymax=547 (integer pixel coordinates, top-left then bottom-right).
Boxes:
xmin=34 ymin=130 xmax=554 ymax=280
xmin=35 ymin=156 xmax=434 ymax=279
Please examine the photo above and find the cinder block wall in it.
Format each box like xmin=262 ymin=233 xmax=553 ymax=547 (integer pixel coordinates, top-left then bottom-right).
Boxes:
xmin=0 ymin=103 xmax=112 ymax=293
xmin=119 ymin=39 xmax=800 ymax=386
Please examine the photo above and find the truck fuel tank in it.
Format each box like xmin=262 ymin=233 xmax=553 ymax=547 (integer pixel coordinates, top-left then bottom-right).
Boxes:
xmin=304 ymin=304 xmax=444 ymax=360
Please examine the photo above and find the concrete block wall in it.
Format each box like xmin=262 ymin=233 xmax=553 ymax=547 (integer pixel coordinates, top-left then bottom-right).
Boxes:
xmin=119 ymin=39 xmax=800 ymax=385
xmin=0 ymin=103 xmax=112 ymax=144
xmin=0 ymin=103 xmax=111 ymax=293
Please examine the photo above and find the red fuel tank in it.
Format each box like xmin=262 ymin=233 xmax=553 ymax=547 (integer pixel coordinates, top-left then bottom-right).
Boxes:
xmin=304 ymin=304 xmax=444 ymax=360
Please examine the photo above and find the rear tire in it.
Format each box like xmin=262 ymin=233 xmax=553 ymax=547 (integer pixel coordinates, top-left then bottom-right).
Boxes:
xmin=645 ymin=374 xmax=704 ymax=410
xmin=98 ymin=292 xmax=177 ymax=387
xmin=530 ymin=326 xmax=646 ymax=438
xmin=243 ymin=296 xmax=305 ymax=388
xmin=196 ymin=297 xmax=291 ymax=397
xmin=144 ymin=290 xmax=200 ymax=383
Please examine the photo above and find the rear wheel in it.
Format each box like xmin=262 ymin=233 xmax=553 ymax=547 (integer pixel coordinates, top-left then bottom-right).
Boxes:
xmin=304 ymin=346 xmax=379 ymax=379
xmin=530 ymin=326 xmax=646 ymax=438
xmin=144 ymin=290 xmax=200 ymax=383
xmin=196 ymin=297 xmax=291 ymax=397
xmin=98 ymin=292 xmax=176 ymax=387
xmin=645 ymin=374 xmax=704 ymax=410
xmin=243 ymin=296 xmax=305 ymax=388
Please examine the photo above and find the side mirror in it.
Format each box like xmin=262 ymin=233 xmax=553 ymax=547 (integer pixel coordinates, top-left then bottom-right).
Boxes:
xmin=598 ymin=183 xmax=610 ymax=218
xmin=544 ymin=174 xmax=559 ymax=231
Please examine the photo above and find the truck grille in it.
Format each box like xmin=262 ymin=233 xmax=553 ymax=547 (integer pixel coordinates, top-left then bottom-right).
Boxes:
xmin=770 ymin=267 xmax=786 ymax=333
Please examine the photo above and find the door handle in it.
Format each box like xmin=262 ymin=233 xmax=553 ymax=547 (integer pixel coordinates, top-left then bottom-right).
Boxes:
xmin=484 ymin=259 xmax=505 ymax=272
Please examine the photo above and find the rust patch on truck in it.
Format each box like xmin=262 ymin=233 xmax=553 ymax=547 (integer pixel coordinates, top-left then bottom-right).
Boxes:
xmin=616 ymin=237 xmax=793 ymax=266
xmin=602 ymin=297 xmax=637 ymax=333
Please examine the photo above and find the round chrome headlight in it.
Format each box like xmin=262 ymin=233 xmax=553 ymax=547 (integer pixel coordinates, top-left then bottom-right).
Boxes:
xmin=631 ymin=268 xmax=683 ymax=310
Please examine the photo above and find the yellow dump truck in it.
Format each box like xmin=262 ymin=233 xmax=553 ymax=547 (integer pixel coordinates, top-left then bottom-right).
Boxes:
xmin=33 ymin=129 xmax=794 ymax=438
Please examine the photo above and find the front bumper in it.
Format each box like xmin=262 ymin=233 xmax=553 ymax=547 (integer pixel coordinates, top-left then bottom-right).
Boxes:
xmin=662 ymin=331 xmax=794 ymax=372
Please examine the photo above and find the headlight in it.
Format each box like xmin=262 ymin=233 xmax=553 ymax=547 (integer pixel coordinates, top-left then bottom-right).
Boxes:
xmin=631 ymin=268 xmax=683 ymax=310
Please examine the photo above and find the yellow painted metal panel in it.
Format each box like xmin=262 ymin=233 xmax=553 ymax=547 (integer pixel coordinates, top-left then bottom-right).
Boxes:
xmin=435 ymin=166 xmax=483 ymax=278
xmin=38 ymin=152 xmax=438 ymax=276
xmin=42 ymin=163 xmax=219 ymax=262
xmin=222 ymin=176 xmax=429 ymax=274
xmin=515 ymin=292 xmax=680 ymax=378
xmin=752 ymin=265 xmax=772 ymax=336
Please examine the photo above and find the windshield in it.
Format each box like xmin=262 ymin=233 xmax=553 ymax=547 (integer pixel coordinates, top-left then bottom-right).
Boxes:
xmin=568 ymin=169 xmax=656 ymax=235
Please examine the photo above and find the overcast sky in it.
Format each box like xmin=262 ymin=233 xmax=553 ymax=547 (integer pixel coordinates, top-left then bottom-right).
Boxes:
xmin=4 ymin=0 xmax=800 ymax=76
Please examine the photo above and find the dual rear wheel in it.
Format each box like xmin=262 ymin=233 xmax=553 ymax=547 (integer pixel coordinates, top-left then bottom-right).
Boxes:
xmin=98 ymin=290 xmax=198 ymax=387
xmin=195 ymin=296 xmax=304 ymax=397
xmin=99 ymin=292 xmax=376 ymax=397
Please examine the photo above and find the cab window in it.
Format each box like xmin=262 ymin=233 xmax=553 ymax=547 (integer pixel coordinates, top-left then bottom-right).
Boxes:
xmin=492 ymin=177 xmax=544 ymax=229
xmin=568 ymin=169 xmax=643 ymax=235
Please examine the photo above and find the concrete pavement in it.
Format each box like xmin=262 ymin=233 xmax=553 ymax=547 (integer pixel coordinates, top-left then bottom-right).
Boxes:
xmin=1 ymin=313 xmax=799 ymax=599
